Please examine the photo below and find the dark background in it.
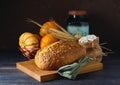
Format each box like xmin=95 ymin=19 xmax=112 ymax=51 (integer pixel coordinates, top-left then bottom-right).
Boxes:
xmin=1 ymin=0 xmax=120 ymax=53
xmin=0 ymin=1 xmax=120 ymax=84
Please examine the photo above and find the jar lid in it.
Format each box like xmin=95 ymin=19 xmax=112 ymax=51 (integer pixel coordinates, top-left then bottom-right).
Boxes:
xmin=68 ymin=10 xmax=87 ymax=15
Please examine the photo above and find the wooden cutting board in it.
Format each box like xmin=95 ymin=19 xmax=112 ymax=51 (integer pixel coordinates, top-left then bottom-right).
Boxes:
xmin=16 ymin=60 xmax=103 ymax=82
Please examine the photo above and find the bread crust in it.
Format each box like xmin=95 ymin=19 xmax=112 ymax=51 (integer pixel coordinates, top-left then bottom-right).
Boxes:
xmin=35 ymin=40 xmax=86 ymax=70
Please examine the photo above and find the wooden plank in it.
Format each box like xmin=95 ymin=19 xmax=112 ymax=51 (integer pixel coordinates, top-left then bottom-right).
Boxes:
xmin=16 ymin=60 xmax=103 ymax=82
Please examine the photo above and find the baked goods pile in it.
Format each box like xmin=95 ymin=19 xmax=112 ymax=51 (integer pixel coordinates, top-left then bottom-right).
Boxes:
xmin=18 ymin=19 xmax=103 ymax=70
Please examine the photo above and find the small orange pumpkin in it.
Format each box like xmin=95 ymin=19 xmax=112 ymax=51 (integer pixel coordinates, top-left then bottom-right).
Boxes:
xmin=40 ymin=21 xmax=60 ymax=36
xmin=26 ymin=19 xmax=60 ymax=37
xmin=40 ymin=34 xmax=58 ymax=48
xmin=19 ymin=32 xmax=40 ymax=49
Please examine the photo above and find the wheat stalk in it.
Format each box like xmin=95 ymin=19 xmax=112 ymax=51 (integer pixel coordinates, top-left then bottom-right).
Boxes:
xmin=26 ymin=18 xmax=76 ymax=41
xmin=53 ymin=21 xmax=74 ymax=38
xmin=26 ymin=18 xmax=42 ymax=28
xmin=49 ymin=28 xmax=76 ymax=41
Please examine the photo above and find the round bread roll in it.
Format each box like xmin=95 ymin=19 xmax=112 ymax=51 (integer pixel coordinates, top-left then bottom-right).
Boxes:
xmin=35 ymin=40 xmax=86 ymax=70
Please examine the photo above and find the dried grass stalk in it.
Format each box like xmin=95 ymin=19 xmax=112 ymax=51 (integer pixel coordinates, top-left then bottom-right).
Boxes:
xmin=26 ymin=18 xmax=42 ymax=28
xmin=49 ymin=28 xmax=76 ymax=41
xmin=26 ymin=18 xmax=76 ymax=41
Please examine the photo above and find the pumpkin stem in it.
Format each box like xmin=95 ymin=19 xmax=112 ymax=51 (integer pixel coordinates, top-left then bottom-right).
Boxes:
xmin=26 ymin=18 xmax=42 ymax=28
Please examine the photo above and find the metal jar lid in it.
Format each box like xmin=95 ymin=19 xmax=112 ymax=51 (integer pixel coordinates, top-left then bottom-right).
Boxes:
xmin=68 ymin=10 xmax=87 ymax=15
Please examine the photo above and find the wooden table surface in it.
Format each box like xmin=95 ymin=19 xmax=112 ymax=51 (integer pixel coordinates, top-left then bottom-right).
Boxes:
xmin=0 ymin=50 xmax=120 ymax=85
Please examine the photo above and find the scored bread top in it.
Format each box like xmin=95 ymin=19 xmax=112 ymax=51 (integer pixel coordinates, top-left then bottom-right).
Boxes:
xmin=35 ymin=40 xmax=86 ymax=70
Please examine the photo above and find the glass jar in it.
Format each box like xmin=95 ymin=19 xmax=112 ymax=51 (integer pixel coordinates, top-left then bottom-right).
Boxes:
xmin=66 ymin=10 xmax=89 ymax=36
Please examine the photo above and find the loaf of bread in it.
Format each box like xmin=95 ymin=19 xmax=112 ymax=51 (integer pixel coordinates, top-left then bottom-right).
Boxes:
xmin=35 ymin=40 xmax=86 ymax=70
